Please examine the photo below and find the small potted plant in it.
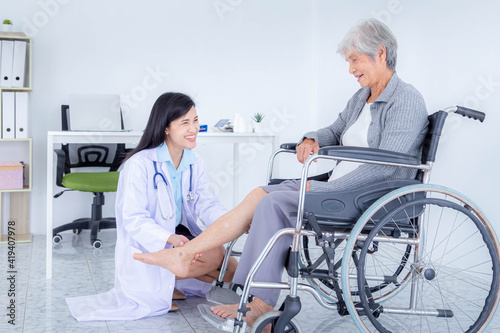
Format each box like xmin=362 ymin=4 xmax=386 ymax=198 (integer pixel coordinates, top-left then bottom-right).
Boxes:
xmin=2 ymin=19 xmax=13 ymax=32
xmin=251 ymin=112 xmax=265 ymax=133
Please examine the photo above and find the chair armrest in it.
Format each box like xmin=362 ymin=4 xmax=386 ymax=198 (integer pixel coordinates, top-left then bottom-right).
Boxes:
xmin=54 ymin=149 xmax=66 ymax=187
xmin=317 ymin=146 xmax=421 ymax=166
xmin=280 ymin=143 xmax=298 ymax=151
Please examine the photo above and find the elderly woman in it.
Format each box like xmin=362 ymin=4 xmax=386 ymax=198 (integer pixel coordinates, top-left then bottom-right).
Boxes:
xmin=134 ymin=18 xmax=428 ymax=326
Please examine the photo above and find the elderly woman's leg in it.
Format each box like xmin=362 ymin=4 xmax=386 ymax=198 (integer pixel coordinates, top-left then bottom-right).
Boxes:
xmin=174 ymin=245 xmax=223 ymax=282
xmin=193 ymin=255 xmax=238 ymax=283
xmin=133 ymin=187 xmax=268 ymax=277
xmin=211 ymin=190 xmax=299 ymax=326
xmin=174 ymin=244 xmax=238 ymax=283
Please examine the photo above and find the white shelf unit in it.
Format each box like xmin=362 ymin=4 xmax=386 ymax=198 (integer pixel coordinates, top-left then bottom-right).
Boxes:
xmin=0 ymin=32 xmax=33 ymax=243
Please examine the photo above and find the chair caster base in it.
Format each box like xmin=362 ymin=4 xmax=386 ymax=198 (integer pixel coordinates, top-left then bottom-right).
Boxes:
xmin=53 ymin=234 xmax=62 ymax=244
xmin=92 ymin=239 xmax=102 ymax=249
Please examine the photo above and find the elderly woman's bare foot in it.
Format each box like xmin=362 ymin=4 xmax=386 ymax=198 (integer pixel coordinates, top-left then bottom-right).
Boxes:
xmin=210 ymin=297 xmax=274 ymax=327
xmin=133 ymin=248 xmax=191 ymax=277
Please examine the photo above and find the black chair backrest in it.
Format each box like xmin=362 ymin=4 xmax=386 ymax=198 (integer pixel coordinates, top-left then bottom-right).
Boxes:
xmin=61 ymin=105 xmax=126 ymax=173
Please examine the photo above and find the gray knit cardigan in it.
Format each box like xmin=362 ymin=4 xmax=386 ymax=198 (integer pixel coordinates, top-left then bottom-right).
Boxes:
xmin=302 ymin=73 xmax=429 ymax=192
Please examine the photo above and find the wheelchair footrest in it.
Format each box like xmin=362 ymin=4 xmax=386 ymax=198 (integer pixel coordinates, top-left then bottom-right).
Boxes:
xmin=300 ymin=268 xmax=335 ymax=280
xmin=354 ymin=302 xmax=382 ymax=318
xmin=206 ymin=284 xmax=241 ymax=305
xmin=438 ymin=309 xmax=454 ymax=318
xmin=198 ymin=304 xmax=246 ymax=332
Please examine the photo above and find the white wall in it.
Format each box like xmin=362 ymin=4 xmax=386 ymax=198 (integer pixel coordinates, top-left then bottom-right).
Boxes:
xmin=0 ymin=0 xmax=498 ymax=235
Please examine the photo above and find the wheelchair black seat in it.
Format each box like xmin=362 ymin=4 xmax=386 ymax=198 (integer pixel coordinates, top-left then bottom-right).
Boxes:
xmin=303 ymin=178 xmax=424 ymax=227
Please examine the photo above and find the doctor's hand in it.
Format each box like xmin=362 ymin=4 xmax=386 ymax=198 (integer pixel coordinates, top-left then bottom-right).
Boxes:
xmin=297 ymin=139 xmax=319 ymax=164
xmin=168 ymin=234 xmax=190 ymax=248
xmin=167 ymin=234 xmax=204 ymax=264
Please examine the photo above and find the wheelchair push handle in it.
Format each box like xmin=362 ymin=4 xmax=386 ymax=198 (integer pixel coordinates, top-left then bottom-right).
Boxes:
xmin=444 ymin=105 xmax=486 ymax=122
xmin=456 ymin=106 xmax=485 ymax=122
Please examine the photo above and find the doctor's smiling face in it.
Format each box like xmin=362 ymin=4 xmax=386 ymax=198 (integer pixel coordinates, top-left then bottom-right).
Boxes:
xmin=122 ymin=92 xmax=197 ymax=165
xmin=165 ymin=106 xmax=199 ymax=154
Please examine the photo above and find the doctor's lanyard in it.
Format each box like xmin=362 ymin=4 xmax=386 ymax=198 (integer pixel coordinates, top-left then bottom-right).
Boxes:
xmin=153 ymin=160 xmax=195 ymax=206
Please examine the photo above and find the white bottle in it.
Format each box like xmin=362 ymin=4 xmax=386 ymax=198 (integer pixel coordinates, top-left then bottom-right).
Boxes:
xmin=233 ymin=114 xmax=241 ymax=132
xmin=239 ymin=117 xmax=247 ymax=133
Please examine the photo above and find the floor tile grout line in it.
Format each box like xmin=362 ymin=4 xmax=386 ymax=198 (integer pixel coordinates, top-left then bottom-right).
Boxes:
xmin=20 ymin=236 xmax=34 ymax=333
xmin=79 ymin=233 xmax=99 ymax=293
xmin=178 ymin=307 xmax=197 ymax=332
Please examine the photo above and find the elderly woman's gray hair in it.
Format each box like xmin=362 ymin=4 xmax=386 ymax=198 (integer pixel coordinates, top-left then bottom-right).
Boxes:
xmin=337 ymin=19 xmax=398 ymax=71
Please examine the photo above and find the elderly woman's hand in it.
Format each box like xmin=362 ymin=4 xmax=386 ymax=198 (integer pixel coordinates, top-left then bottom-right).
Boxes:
xmin=297 ymin=138 xmax=319 ymax=164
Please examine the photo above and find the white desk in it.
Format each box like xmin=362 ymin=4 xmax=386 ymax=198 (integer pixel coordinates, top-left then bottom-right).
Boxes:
xmin=46 ymin=131 xmax=278 ymax=279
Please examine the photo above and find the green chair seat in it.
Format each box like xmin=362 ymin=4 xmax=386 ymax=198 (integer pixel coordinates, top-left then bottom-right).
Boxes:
xmin=62 ymin=171 xmax=119 ymax=192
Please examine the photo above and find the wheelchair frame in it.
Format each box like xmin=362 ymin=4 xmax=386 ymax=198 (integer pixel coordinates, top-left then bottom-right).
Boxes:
xmin=213 ymin=106 xmax=499 ymax=333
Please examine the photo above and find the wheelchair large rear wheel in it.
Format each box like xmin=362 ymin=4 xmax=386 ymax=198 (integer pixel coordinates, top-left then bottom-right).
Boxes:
xmin=341 ymin=184 xmax=500 ymax=332
xmin=300 ymin=229 xmax=414 ymax=304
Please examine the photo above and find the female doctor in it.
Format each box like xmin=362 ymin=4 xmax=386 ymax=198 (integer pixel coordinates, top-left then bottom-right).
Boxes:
xmin=66 ymin=92 xmax=237 ymax=321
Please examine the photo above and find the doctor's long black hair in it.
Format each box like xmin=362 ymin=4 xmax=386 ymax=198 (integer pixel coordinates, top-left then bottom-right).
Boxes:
xmin=122 ymin=92 xmax=195 ymax=164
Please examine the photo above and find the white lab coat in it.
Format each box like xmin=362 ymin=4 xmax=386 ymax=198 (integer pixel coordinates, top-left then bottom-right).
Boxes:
xmin=66 ymin=148 xmax=228 ymax=321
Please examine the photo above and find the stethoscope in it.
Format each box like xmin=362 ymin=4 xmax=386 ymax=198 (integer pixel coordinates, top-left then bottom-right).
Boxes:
xmin=153 ymin=161 xmax=194 ymax=220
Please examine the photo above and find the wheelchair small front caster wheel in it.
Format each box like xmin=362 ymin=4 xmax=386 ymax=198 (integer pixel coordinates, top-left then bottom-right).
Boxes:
xmin=53 ymin=234 xmax=62 ymax=244
xmin=92 ymin=239 xmax=102 ymax=249
xmin=73 ymin=229 xmax=82 ymax=235
xmin=251 ymin=310 xmax=302 ymax=333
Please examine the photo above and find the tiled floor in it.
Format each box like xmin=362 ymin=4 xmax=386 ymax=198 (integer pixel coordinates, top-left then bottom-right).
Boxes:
xmin=1 ymin=230 xmax=500 ymax=332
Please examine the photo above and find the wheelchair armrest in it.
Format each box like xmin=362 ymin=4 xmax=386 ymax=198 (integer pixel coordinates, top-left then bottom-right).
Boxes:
xmin=54 ymin=148 xmax=67 ymax=188
xmin=280 ymin=143 xmax=298 ymax=151
xmin=317 ymin=146 xmax=421 ymax=166
xmin=268 ymin=172 xmax=330 ymax=185
xmin=267 ymin=143 xmax=299 ymax=181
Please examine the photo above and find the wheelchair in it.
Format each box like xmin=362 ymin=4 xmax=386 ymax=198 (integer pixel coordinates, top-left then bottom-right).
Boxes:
xmin=207 ymin=106 xmax=499 ymax=332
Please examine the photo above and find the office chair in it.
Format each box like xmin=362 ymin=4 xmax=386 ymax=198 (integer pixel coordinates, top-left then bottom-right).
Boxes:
xmin=52 ymin=105 xmax=126 ymax=249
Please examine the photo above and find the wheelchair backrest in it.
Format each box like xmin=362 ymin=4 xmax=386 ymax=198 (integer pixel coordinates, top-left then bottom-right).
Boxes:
xmin=421 ymin=111 xmax=448 ymax=164
xmin=415 ymin=111 xmax=448 ymax=181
